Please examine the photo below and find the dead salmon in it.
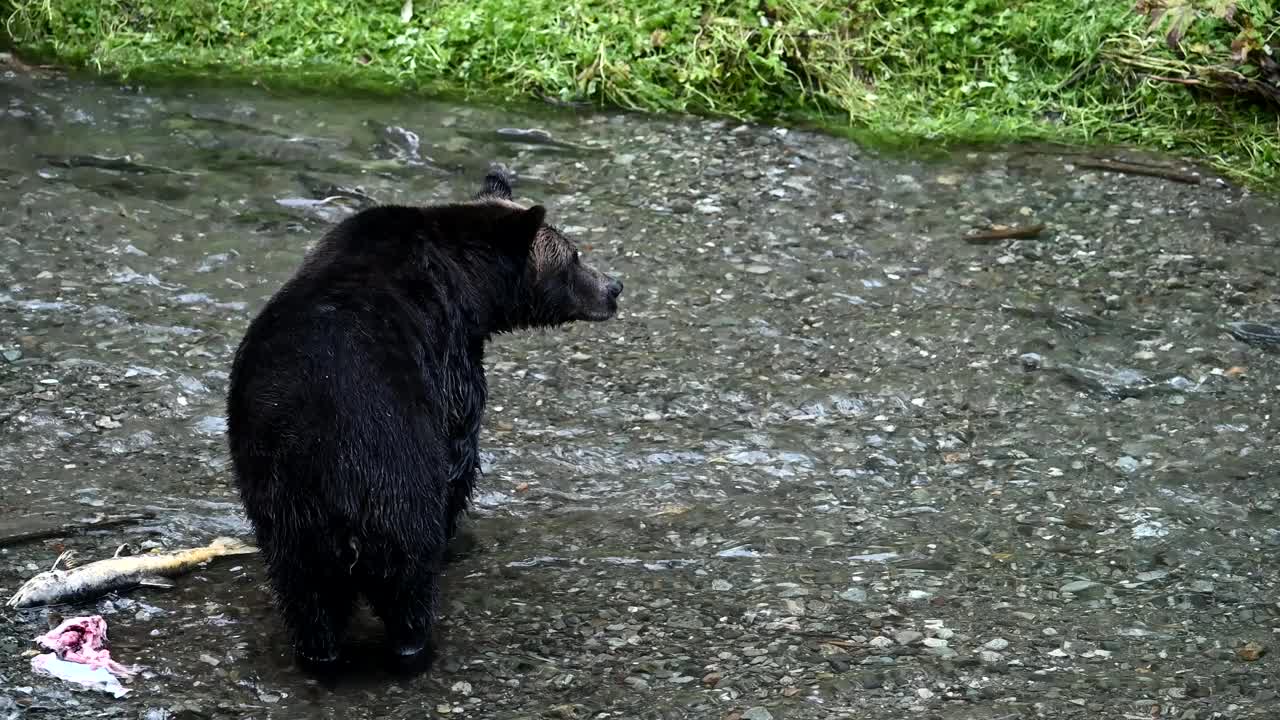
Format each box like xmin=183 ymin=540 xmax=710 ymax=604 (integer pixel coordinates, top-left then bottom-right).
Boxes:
xmin=6 ymin=536 xmax=258 ymax=609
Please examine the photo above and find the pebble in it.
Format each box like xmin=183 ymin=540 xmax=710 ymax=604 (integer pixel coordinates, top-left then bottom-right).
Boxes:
xmin=712 ymin=579 xmax=734 ymax=591
xmin=1116 ymin=456 xmax=1140 ymax=473
xmin=869 ymin=636 xmax=893 ymax=650
xmin=916 ymin=688 xmax=934 ymax=700
xmin=894 ymin=630 xmax=924 ymax=646
xmin=979 ymin=650 xmax=1004 ymax=664
xmin=624 ymin=676 xmax=649 ymax=690
xmin=838 ymin=586 xmax=867 ymax=603
xmin=984 ymin=638 xmax=1010 ymax=651
xmin=741 ymin=708 xmax=774 ymax=720
xmin=1060 ymin=580 xmax=1099 ymax=593
xmin=744 ymin=265 xmax=772 ymax=275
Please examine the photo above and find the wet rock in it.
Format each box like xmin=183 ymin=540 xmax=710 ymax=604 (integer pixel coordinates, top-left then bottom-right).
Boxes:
xmin=1131 ymin=521 xmax=1170 ymax=540
xmin=192 ymin=416 xmax=226 ymax=435
xmin=1060 ymin=579 xmax=1099 ymax=594
xmin=624 ymin=676 xmax=649 ymax=691
xmin=894 ymin=630 xmax=923 ymax=646
xmin=868 ymin=636 xmax=893 ymax=651
xmin=859 ymin=671 xmax=884 ymax=690
xmin=837 ymin=586 xmax=867 ymax=603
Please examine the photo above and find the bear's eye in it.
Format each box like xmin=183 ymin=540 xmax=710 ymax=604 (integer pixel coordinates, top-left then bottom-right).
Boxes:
xmin=573 ymin=250 xmax=581 ymax=264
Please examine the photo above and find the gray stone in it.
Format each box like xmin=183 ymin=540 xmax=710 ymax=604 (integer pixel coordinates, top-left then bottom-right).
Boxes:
xmin=837 ymin=587 xmax=867 ymax=603
xmin=894 ymin=630 xmax=924 ymax=646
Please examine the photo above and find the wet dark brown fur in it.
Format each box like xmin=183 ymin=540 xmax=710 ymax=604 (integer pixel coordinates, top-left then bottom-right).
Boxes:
xmin=225 ymin=167 xmax=622 ymax=673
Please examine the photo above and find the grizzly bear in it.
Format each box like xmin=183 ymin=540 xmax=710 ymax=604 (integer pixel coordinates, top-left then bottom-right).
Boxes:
xmin=225 ymin=166 xmax=623 ymax=672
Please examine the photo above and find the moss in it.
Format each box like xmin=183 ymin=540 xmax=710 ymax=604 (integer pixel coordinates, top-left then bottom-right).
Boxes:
xmin=6 ymin=0 xmax=1278 ymax=187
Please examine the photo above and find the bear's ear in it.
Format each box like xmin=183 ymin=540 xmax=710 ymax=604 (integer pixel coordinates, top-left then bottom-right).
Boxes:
xmin=479 ymin=166 xmax=515 ymax=200
xmin=500 ymin=204 xmax=546 ymax=248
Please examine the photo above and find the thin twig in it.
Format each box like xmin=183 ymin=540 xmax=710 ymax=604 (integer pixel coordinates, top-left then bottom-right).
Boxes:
xmin=1149 ymin=75 xmax=1204 ymax=86
xmin=0 ymin=512 xmax=157 ymax=548
xmin=1075 ymin=158 xmax=1202 ymax=184
xmin=964 ymin=223 xmax=1047 ymax=244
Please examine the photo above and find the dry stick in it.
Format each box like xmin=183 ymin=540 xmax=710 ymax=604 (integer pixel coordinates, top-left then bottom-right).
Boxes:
xmin=1149 ymin=75 xmax=1204 ymax=86
xmin=1012 ymin=143 xmax=1204 ymax=174
xmin=0 ymin=512 xmax=157 ymax=548
xmin=1074 ymin=158 xmax=1202 ymax=185
xmin=963 ymin=223 xmax=1047 ymax=244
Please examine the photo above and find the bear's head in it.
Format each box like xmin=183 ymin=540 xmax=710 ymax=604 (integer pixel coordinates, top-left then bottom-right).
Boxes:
xmin=477 ymin=166 xmax=623 ymax=328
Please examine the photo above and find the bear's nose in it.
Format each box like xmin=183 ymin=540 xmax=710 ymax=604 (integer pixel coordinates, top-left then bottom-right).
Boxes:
xmin=607 ymin=278 xmax=624 ymax=299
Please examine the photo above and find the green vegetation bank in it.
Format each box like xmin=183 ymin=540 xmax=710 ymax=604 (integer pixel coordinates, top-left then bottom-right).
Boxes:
xmin=5 ymin=0 xmax=1279 ymax=186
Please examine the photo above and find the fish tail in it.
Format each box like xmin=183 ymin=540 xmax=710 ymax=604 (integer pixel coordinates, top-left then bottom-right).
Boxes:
xmin=209 ymin=536 xmax=259 ymax=555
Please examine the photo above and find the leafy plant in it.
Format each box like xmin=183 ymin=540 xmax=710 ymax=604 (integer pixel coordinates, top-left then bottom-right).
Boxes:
xmin=4 ymin=0 xmax=1279 ymax=186
xmin=1117 ymin=0 xmax=1280 ymax=109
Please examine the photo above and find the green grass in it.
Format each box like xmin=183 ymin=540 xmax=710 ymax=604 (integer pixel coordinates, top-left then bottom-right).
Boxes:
xmin=5 ymin=0 xmax=1279 ymax=187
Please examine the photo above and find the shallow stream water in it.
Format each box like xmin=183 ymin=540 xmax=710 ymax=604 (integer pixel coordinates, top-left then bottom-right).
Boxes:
xmin=0 ymin=68 xmax=1277 ymax=719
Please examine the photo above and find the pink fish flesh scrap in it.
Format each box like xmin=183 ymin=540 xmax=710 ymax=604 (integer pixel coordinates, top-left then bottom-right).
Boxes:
xmin=35 ymin=615 xmax=137 ymax=678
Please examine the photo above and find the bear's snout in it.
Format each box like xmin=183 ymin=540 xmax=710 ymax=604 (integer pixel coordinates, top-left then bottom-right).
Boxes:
xmin=607 ymin=277 xmax=624 ymax=299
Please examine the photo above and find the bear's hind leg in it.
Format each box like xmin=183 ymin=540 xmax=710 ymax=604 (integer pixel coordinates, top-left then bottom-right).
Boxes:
xmin=265 ymin=542 xmax=356 ymax=669
xmin=363 ymin=557 xmax=443 ymax=672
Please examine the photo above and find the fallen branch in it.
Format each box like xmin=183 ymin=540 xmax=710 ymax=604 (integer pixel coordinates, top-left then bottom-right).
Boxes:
xmin=0 ymin=512 xmax=157 ymax=548
xmin=1148 ymin=75 xmax=1204 ymax=86
xmin=1074 ymin=158 xmax=1202 ymax=185
xmin=963 ymin=223 xmax=1047 ymax=244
